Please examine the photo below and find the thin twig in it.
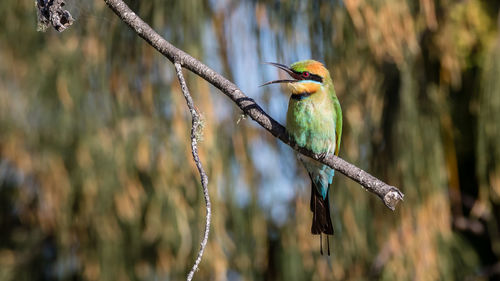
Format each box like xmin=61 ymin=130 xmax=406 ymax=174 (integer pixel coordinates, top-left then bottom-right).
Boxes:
xmin=103 ymin=0 xmax=404 ymax=210
xmin=174 ymin=62 xmax=211 ymax=281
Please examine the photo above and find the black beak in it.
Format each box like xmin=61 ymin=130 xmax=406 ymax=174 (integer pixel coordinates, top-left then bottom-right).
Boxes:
xmin=260 ymin=62 xmax=301 ymax=87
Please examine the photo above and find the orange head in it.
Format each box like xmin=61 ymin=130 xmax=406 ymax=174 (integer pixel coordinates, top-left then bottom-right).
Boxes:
xmin=261 ymin=60 xmax=331 ymax=95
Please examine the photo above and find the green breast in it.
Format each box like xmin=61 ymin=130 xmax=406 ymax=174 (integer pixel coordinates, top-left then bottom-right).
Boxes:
xmin=286 ymin=94 xmax=337 ymax=155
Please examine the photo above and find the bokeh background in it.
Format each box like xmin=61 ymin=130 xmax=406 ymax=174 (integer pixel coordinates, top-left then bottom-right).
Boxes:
xmin=1 ymin=0 xmax=500 ymax=280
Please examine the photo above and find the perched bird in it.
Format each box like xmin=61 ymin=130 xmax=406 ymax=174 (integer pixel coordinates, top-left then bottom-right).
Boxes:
xmin=262 ymin=60 xmax=342 ymax=255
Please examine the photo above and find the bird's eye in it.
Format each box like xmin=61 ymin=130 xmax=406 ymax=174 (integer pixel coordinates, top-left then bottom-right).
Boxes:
xmin=302 ymin=71 xmax=310 ymax=78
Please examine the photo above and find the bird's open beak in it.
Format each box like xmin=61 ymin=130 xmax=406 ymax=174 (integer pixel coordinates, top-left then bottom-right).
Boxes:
xmin=260 ymin=62 xmax=301 ymax=87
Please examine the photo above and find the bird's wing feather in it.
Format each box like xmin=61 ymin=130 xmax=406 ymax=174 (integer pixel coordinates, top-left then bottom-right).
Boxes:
xmin=333 ymin=98 xmax=342 ymax=156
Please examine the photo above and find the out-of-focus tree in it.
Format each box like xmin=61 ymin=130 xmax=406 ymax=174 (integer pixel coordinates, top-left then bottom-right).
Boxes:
xmin=0 ymin=0 xmax=499 ymax=280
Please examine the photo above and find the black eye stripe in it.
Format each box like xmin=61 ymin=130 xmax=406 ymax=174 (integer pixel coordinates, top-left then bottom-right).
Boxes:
xmin=309 ymin=74 xmax=323 ymax=82
xmin=293 ymin=70 xmax=323 ymax=83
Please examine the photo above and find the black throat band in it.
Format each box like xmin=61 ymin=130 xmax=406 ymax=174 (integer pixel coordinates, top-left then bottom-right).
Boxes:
xmin=291 ymin=92 xmax=313 ymax=101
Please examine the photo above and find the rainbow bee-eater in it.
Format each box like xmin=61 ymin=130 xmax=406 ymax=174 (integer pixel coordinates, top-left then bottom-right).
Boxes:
xmin=262 ymin=60 xmax=342 ymax=255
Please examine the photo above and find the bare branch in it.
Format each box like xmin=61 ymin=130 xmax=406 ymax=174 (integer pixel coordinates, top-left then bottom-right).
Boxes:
xmin=103 ymin=0 xmax=404 ymax=210
xmin=174 ymin=63 xmax=211 ymax=281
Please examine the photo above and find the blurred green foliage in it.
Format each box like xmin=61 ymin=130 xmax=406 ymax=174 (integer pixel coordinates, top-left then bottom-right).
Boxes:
xmin=0 ymin=0 xmax=499 ymax=280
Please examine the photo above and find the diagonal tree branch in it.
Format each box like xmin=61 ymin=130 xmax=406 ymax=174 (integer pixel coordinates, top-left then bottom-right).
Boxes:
xmin=174 ymin=62 xmax=211 ymax=281
xmin=102 ymin=0 xmax=404 ymax=210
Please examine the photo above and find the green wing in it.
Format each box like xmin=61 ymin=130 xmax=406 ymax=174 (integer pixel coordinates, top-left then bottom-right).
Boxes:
xmin=333 ymin=98 xmax=342 ymax=156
